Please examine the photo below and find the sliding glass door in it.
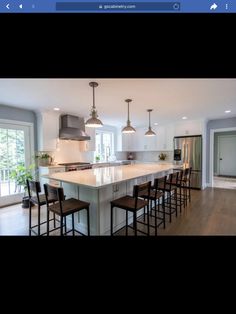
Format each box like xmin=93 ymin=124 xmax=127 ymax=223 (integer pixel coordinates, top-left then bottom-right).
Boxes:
xmin=0 ymin=120 xmax=34 ymax=207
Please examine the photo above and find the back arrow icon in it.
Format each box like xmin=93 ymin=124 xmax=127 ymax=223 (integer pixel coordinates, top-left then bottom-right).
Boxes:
xmin=6 ymin=4 xmax=10 ymax=9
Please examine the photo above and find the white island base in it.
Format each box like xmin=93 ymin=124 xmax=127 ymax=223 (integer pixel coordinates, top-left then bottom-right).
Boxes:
xmin=44 ymin=164 xmax=176 ymax=235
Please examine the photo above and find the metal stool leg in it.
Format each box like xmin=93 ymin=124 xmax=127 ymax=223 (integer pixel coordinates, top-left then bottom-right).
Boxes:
xmin=155 ymin=200 xmax=158 ymax=236
xmin=53 ymin=212 xmax=56 ymax=228
xmin=126 ymin=210 xmax=128 ymax=236
xmin=47 ymin=207 xmax=50 ymax=235
xmin=110 ymin=205 xmax=113 ymax=236
xmin=29 ymin=200 xmax=32 ymax=236
xmin=60 ymin=216 xmax=63 ymax=236
xmin=147 ymin=205 xmax=150 ymax=236
xmin=64 ymin=216 xmax=67 ymax=234
xmin=72 ymin=213 xmax=75 ymax=236
xmin=87 ymin=207 xmax=90 ymax=236
xmin=38 ymin=204 xmax=41 ymax=236
xmin=162 ymin=196 xmax=166 ymax=229
xmin=133 ymin=212 xmax=137 ymax=236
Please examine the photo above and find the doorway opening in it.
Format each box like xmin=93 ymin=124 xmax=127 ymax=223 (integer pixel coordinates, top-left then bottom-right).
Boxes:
xmin=0 ymin=119 xmax=34 ymax=207
xmin=212 ymin=130 xmax=236 ymax=189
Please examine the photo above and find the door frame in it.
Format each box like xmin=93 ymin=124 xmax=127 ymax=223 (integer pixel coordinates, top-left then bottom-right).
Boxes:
xmin=0 ymin=119 xmax=34 ymax=207
xmin=218 ymin=134 xmax=236 ymax=176
xmin=209 ymin=127 xmax=236 ymax=187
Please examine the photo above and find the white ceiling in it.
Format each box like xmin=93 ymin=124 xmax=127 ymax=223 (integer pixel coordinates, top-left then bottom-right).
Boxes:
xmin=0 ymin=79 xmax=235 ymax=127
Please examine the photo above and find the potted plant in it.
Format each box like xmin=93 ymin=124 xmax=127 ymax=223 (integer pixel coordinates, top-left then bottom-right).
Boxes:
xmin=10 ymin=163 xmax=35 ymax=208
xmin=95 ymin=155 xmax=100 ymax=162
xmin=35 ymin=153 xmax=52 ymax=166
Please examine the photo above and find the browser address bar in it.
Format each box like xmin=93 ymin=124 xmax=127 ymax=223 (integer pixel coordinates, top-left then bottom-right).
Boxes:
xmin=56 ymin=2 xmax=181 ymax=11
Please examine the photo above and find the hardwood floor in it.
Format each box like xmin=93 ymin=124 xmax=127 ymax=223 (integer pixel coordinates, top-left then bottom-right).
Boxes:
xmin=0 ymin=187 xmax=236 ymax=235
xmin=213 ymin=176 xmax=236 ymax=189
xmin=115 ymin=187 xmax=236 ymax=235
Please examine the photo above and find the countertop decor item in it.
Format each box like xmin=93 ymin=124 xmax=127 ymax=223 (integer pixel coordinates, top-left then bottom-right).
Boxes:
xmin=35 ymin=153 xmax=52 ymax=166
xmin=159 ymin=152 xmax=167 ymax=160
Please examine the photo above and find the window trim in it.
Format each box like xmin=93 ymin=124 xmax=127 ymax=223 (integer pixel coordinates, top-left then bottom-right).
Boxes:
xmin=95 ymin=129 xmax=114 ymax=161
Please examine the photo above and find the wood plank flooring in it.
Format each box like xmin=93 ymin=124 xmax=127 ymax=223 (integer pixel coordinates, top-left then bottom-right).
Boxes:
xmin=0 ymin=187 xmax=236 ymax=235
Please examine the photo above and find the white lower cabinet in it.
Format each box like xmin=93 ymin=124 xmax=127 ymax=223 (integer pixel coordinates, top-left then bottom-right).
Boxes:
xmin=98 ymin=182 xmax=127 ymax=234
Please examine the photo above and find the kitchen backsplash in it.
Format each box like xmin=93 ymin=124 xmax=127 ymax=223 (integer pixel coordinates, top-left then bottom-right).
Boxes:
xmin=51 ymin=139 xmax=94 ymax=164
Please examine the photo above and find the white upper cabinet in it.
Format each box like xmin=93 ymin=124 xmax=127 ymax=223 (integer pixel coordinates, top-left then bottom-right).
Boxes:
xmin=117 ymin=125 xmax=174 ymax=152
xmin=37 ymin=111 xmax=59 ymax=151
xmin=174 ymin=119 xmax=203 ymax=136
xmin=155 ymin=126 xmax=166 ymax=151
xmin=165 ymin=124 xmax=174 ymax=150
xmin=121 ymin=133 xmax=133 ymax=151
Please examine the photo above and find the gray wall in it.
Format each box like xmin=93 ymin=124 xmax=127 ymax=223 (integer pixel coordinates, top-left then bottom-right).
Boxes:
xmin=206 ymin=117 xmax=236 ymax=182
xmin=214 ymin=131 xmax=236 ymax=174
xmin=0 ymin=104 xmax=37 ymax=150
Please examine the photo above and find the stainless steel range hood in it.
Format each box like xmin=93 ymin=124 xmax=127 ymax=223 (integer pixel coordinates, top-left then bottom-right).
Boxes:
xmin=59 ymin=115 xmax=91 ymax=141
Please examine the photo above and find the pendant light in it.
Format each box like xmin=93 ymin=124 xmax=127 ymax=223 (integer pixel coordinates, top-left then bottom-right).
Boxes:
xmin=122 ymin=99 xmax=136 ymax=133
xmin=145 ymin=109 xmax=156 ymax=136
xmin=85 ymin=81 xmax=103 ymax=128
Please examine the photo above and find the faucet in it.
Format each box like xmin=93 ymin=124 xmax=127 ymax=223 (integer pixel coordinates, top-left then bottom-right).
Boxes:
xmin=106 ymin=146 xmax=111 ymax=162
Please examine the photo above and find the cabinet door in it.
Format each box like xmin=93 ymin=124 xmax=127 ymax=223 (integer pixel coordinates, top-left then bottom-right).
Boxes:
xmin=145 ymin=134 xmax=158 ymax=151
xmin=165 ymin=124 xmax=174 ymax=150
xmin=132 ymin=128 xmax=144 ymax=151
xmin=112 ymin=182 xmax=128 ymax=232
xmin=37 ymin=112 xmax=59 ymax=151
xmin=122 ymin=133 xmax=130 ymax=151
xmin=156 ymin=126 xmax=166 ymax=151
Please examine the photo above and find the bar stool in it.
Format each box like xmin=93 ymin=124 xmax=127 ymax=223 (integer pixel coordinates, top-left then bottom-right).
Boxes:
xmin=158 ymin=172 xmax=178 ymax=223
xmin=181 ymin=167 xmax=192 ymax=206
xmin=140 ymin=177 xmax=166 ymax=236
xmin=168 ymin=170 xmax=185 ymax=213
xmin=110 ymin=181 xmax=151 ymax=236
xmin=44 ymin=184 xmax=90 ymax=236
xmin=27 ymin=179 xmax=57 ymax=236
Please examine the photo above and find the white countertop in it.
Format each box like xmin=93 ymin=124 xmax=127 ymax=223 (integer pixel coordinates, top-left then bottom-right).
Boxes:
xmin=45 ymin=163 xmax=177 ymax=189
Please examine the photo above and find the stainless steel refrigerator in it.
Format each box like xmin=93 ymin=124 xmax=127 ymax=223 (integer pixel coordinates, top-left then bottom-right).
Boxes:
xmin=173 ymin=135 xmax=202 ymax=189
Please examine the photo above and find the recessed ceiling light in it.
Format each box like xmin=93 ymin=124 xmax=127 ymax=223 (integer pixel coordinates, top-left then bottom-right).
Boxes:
xmin=225 ymin=110 xmax=231 ymax=113
xmin=182 ymin=116 xmax=187 ymax=120
xmin=154 ymin=122 xmax=158 ymax=125
xmin=54 ymin=107 xmax=60 ymax=111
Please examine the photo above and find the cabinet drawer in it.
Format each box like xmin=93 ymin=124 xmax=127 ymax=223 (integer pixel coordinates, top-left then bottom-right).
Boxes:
xmin=49 ymin=167 xmax=65 ymax=174
xmin=49 ymin=179 xmax=61 ymax=187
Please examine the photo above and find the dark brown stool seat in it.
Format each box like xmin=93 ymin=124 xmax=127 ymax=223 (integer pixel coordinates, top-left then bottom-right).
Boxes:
xmin=111 ymin=195 xmax=148 ymax=212
xmin=110 ymin=181 xmax=151 ymax=236
xmin=49 ymin=198 xmax=90 ymax=216
xmin=44 ymin=184 xmax=90 ymax=236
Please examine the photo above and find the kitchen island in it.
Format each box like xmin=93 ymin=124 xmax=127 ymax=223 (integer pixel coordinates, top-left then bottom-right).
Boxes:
xmin=43 ymin=163 xmax=177 ymax=235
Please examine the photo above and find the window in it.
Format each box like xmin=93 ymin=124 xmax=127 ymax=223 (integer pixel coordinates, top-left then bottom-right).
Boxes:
xmin=95 ymin=131 xmax=114 ymax=162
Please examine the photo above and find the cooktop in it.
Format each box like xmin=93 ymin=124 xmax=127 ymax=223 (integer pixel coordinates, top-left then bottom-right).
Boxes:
xmin=58 ymin=162 xmax=91 ymax=166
